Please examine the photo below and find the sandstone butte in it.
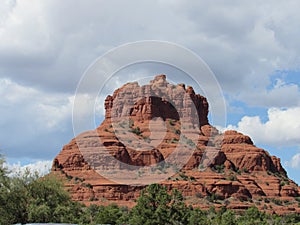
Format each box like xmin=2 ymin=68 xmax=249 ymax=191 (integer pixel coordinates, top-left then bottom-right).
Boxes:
xmin=51 ymin=75 xmax=300 ymax=215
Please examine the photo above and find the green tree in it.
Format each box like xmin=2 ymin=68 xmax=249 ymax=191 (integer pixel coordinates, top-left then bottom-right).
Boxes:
xmin=28 ymin=203 xmax=51 ymax=222
xmin=0 ymin=154 xmax=8 ymax=184
xmin=0 ymin=153 xmax=15 ymax=225
xmin=0 ymin=154 xmax=85 ymax=225
xmin=27 ymin=175 xmax=88 ymax=224
xmin=129 ymin=183 xmax=191 ymax=225
xmin=220 ymin=210 xmax=237 ymax=225
xmin=94 ymin=204 xmax=125 ymax=225
xmin=6 ymin=175 xmax=30 ymax=224
xmin=168 ymin=189 xmax=190 ymax=224
xmin=237 ymin=206 xmax=268 ymax=225
xmin=28 ymin=174 xmax=70 ymax=210
xmin=129 ymin=183 xmax=171 ymax=224
xmin=116 ymin=206 xmax=130 ymax=224
xmin=53 ymin=204 xmax=76 ymax=223
xmin=188 ymin=208 xmax=208 ymax=225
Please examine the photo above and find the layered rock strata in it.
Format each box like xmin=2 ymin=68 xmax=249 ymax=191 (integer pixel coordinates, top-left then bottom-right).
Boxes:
xmin=51 ymin=75 xmax=300 ymax=214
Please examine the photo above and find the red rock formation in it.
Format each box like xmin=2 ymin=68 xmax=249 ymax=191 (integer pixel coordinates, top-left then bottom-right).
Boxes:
xmin=51 ymin=75 xmax=300 ymax=215
xmin=104 ymin=74 xmax=209 ymax=126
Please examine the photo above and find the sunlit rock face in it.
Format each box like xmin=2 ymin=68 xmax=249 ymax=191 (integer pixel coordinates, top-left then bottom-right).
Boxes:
xmin=51 ymin=75 xmax=300 ymax=215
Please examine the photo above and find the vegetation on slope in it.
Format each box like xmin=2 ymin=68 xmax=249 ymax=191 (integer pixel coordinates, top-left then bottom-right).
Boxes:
xmin=1 ymin=154 xmax=300 ymax=225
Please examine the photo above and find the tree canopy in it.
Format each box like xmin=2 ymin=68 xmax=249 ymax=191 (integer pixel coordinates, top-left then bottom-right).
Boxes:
xmin=1 ymin=154 xmax=300 ymax=225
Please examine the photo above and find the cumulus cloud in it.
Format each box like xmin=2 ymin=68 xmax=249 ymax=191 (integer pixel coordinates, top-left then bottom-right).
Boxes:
xmin=0 ymin=0 xmax=299 ymax=97
xmin=170 ymin=1 xmax=300 ymax=90
xmin=227 ymin=107 xmax=300 ymax=147
xmin=4 ymin=160 xmax=52 ymax=177
xmin=239 ymin=79 xmax=300 ymax=108
xmin=0 ymin=78 xmax=74 ymax=159
xmin=1 ymin=0 xmax=300 ymax=162
xmin=290 ymin=153 xmax=300 ymax=169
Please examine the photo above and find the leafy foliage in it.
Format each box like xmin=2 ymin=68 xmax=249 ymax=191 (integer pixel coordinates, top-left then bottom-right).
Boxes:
xmin=129 ymin=183 xmax=190 ymax=225
xmin=131 ymin=126 xmax=142 ymax=135
xmin=1 ymin=154 xmax=300 ymax=224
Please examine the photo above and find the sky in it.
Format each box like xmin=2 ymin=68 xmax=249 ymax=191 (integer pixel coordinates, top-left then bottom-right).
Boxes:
xmin=0 ymin=0 xmax=300 ymax=183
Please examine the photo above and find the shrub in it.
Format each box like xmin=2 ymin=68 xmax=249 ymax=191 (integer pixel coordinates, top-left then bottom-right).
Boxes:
xmin=83 ymin=183 xmax=93 ymax=189
xmin=143 ymin=136 xmax=151 ymax=143
xmin=179 ymin=173 xmax=189 ymax=181
xmin=189 ymin=176 xmax=196 ymax=181
xmin=175 ymin=129 xmax=181 ymax=135
xmin=214 ymin=164 xmax=225 ymax=173
xmin=131 ymin=127 xmax=141 ymax=135
xmin=241 ymin=167 xmax=249 ymax=173
xmin=227 ymin=174 xmax=237 ymax=181
xmin=195 ymin=192 xmax=202 ymax=198
xmin=169 ymin=119 xmax=175 ymax=126
xmin=66 ymin=174 xmax=73 ymax=180
xmin=271 ymin=198 xmax=283 ymax=206
xmin=74 ymin=177 xmax=84 ymax=182
xmin=207 ymin=192 xmax=223 ymax=202
xmin=171 ymin=138 xmax=179 ymax=143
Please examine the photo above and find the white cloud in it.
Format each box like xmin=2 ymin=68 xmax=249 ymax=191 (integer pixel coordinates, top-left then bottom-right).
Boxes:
xmin=0 ymin=78 xmax=111 ymax=159
xmin=227 ymin=107 xmax=300 ymax=147
xmin=0 ymin=0 xmax=299 ymax=97
xmin=239 ymin=79 xmax=300 ymax=107
xmin=0 ymin=78 xmax=74 ymax=159
xmin=0 ymin=0 xmax=300 ymax=162
xmin=4 ymin=160 xmax=52 ymax=177
xmin=290 ymin=153 xmax=300 ymax=169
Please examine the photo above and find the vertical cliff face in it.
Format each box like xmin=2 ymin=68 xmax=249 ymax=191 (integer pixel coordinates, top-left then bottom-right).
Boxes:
xmin=104 ymin=75 xmax=209 ymax=126
xmin=51 ymin=75 xmax=300 ymax=215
